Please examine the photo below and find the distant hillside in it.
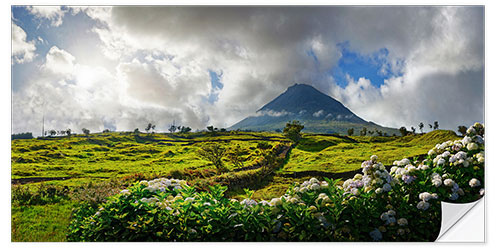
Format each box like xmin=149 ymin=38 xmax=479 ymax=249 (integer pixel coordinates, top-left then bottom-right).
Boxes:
xmin=230 ymin=83 xmax=399 ymax=135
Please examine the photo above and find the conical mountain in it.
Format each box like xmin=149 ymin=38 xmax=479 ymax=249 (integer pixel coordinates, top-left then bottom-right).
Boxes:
xmin=230 ymin=83 xmax=398 ymax=135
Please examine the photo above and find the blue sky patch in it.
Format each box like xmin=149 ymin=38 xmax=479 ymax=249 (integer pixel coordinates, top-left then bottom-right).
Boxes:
xmin=331 ymin=42 xmax=403 ymax=88
xmin=207 ymin=70 xmax=223 ymax=103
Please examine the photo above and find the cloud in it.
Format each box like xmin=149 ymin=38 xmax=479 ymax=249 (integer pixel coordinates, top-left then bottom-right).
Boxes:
xmin=254 ymin=109 xmax=291 ymax=117
xmin=42 ymin=46 xmax=76 ymax=75
xmin=11 ymin=23 xmax=36 ymax=64
xmin=11 ymin=6 xmax=484 ymax=135
xmin=313 ymin=110 xmax=324 ymax=118
xmin=27 ymin=6 xmax=66 ymax=27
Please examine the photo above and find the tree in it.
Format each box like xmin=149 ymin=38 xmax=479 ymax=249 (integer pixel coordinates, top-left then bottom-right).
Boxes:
xmin=82 ymin=128 xmax=90 ymax=137
xmin=145 ymin=123 xmax=152 ymax=134
xmin=376 ymin=130 xmax=383 ymax=136
xmin=283 ymin=120 xmax=304 ymax=144
xmin=197 ymin=143 xmax=227 ymax=173
xmin=360 ymin=127 xmax=367 ymax=136
xmin=49 ymin=130 xmax=57 ymax=136
xmin=66 ymin=129 xmax=71 ymax=137
xmin=347 ymin=128 xmax=354 ymax=136
xmin=418 ymin=122 xmax=424 ymax=134
xmin=458 ymin=125 xmax=467 ymax=136
xmin=226 ymin=145 xmax=247 ymax=169
xmin=220 ymin=128 xmax=227 ymax=132
xmin=103 ymin=129 xmax=110 ymax=133
xmin=151 ymin=125 xmax=156 ymax=134
xmin=411 ymin=127 xmax=416 ymax=134
xmin=180 ymin=126 xmax=192 ymax=133
xmin=206 ymin=126 xmax=214 ymax=133
xmin=133 ymin=128 xmax=140 ymax=134
xmin=168 ymin=125 xmax=177 ymax=133
xmin=433 ymin=121 xmax=439 ymax=130
xmin=368 ymin=130 xmax=374 ymax=135
xmin=399 ymin=127 xmax=408 ymax=136
xmin=428 ymin=124 xmax=432 ymax=129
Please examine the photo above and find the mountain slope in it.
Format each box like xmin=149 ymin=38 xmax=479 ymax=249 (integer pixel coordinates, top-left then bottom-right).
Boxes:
xmin=230 ymin=83 xmax=398 ymax=135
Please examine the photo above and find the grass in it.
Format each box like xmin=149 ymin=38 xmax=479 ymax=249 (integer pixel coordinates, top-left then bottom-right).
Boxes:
xmin=11 ymin=132 xmax=283 ymax=181
xmin=11 ymin=201 xmax=76 ymax=242
xmin=282 ymin=130 xmax=460 ymax=173
xmin=11 ymin=129 xmax=460 ymax=241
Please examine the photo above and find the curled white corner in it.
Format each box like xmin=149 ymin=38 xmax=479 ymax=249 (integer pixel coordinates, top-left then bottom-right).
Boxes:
xmin=436 ymin=197 xmax=484 ymax=242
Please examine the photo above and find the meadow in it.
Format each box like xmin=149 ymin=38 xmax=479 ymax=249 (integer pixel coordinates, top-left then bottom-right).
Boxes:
xmin=11 ymin=128 xmax=468 ymax=241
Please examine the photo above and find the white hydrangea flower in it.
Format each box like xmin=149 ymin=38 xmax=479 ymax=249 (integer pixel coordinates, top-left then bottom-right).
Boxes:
xmin=397 ymin=218 xmax=408 ymax=226
xmin=469 ymin=178 xmax=481 ymax=188
xmin=120 ymin=189 xmax=131 ymax=196
xmin=419 ymin=192 xmax=433 ymax=202
xmin=467 ymin=143 xmax=479 ymax=151
xmin=466 ymin=127 xmax=476 ymax=135
xmin=310 ymin=183 xmax=321 ymax=190
xmin=370 ymin=155 xmax=378 ymax=162
xmin=444 ymin=179 xmax=455 ymax=187
xmin=269 ymin=197 xmax=282 ymax=206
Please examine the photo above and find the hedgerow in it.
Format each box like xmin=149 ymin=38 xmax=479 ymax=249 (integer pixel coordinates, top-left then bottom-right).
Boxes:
xmin=67 ymin=123 xmax=484 ymax=242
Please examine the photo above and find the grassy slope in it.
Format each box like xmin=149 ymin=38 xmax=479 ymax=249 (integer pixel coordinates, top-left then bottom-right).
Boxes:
xmin=283 ymin=130 xmax=460 ymax=173
xmin=11 ymin=129 xmax=458 ymax=241
xmin=11 ymin=132 xmax=283 ymax=182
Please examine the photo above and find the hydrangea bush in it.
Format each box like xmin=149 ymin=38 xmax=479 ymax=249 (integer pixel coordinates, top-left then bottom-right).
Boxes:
xmin=68 ymin=123 xmax=484 ymax=242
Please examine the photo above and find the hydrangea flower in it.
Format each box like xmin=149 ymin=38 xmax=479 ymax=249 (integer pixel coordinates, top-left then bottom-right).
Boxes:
xmin=417 ymin=201 xmax=430 ymax=211
xmin=469 ymin=178 xmax=481 ymax=188
xmin=397 ymin=218 xmax=408 ymax=226
xmin=369 ymin=228 xmax=383 ymax=241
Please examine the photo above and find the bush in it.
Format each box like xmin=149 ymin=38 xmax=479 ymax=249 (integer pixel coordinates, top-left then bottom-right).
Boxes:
xmin=283 ymin=121 xmax=304 ymax=144
xmin=12 ymin=184 xmax=69 ymax=206
xmin=67 ymin=123 xmax=484 ymax=242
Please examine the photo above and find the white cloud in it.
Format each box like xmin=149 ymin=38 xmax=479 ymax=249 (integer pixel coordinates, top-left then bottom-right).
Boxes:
xmin=11 ymin=23 xmax=36 ymax=64
xmin=11 ymin=6 xmax=484 ymax=135
xmin=27 ymin=6 xmax=66 ymax=27
xmin=313 ymin=110 xmax=324 ymax=118
xmin=254 ymin=109 xmax=291 ymax=117
xmin=42 ymin=46 xmax=75 ymax=76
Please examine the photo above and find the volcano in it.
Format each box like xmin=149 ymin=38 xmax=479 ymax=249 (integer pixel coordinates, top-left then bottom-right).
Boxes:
xmin=230 ymin=83 xmax=398 ymax=135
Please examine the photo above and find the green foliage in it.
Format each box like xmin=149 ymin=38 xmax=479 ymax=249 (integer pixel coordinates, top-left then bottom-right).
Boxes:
xmin=82 ymin=128 xmax=90 ymax=137
xmin=12 ymin=184 xmax=70 ymax=206
xmin=283 ymin=121 xmax=304 ymax=144
xmin=457 ymin=125 xmax=467 ymax=136
xmin=347 ymin=128 xmax=354 ymax=136
xmin=197 ymin=143 xmax=228 ymax=173
xmin=399 ymin=127 xmax=408 ymax=136
xmin=67 ymin=123 xmax=484 ymax=242
xmin=226 ymin=145 xmax=247 ymax=168
xmin=12 ymin=132 xmax=34 ymax=140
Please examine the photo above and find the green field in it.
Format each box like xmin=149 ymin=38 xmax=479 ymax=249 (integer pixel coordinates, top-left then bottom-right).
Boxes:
xmin=11 ymin=129 xmax=460 ymax=241
xmin=283 ymin=130 xmax=460 ymax=173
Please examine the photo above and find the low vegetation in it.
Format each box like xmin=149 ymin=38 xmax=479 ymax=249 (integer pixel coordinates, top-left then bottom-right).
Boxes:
xmin=11 ymin=123 xmax=481 ymax=241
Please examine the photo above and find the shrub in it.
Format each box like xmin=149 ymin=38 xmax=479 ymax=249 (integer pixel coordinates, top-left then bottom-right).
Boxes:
xmin=67 ymin=123 xmax=484 ymax=242
xmin=283 ymin=121 xmax=304 ymax=144
xmin=197 ymin=143 xmax=228 ymax=173
xmin=12 ymin=184 xmax=70 ymax=206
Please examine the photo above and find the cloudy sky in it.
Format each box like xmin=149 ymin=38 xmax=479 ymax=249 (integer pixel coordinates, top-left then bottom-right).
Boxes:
xmin=11 ymin=6 xmax=484 ymax=136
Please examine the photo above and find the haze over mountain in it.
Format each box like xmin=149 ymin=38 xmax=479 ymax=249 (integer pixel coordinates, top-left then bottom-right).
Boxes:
xmin=230 ymin=83 xmax=399 ymax=135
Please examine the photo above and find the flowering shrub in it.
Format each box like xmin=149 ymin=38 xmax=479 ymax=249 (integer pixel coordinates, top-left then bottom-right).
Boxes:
xmin=68 ymin=123 xmax=484 ymax=242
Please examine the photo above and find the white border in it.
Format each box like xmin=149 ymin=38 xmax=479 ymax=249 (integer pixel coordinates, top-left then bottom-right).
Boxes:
xmin=3 ymin=0 xmax=498 ymax=249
